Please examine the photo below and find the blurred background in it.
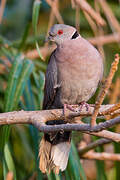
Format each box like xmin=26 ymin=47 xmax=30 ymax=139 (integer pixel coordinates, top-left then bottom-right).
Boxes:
xmin=0 ymin=0 xmax=120 ymax=179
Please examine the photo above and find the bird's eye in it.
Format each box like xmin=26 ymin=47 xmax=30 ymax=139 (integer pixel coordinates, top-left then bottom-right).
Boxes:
xmin=57 ymin=30 xmax=63 ymax=35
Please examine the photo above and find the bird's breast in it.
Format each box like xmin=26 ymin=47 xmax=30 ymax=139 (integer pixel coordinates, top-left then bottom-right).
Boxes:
xmin=54 ymin=39 xmax=103 ymax=104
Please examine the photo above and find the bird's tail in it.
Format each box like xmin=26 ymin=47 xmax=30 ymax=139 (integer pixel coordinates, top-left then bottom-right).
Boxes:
xmin=39 ymin=131 xmax=71 ymax=174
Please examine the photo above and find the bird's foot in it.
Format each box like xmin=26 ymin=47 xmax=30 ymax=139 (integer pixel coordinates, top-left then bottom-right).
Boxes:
xmin=63 ymin=102 xmax=89 ymax=115
xmin=64 ymin=104 xmax=79 ymax=113
xmin=63 ymin=104 xmax=79 ymax=121
xmin=78 ymin=101 xmax=89 ymax=112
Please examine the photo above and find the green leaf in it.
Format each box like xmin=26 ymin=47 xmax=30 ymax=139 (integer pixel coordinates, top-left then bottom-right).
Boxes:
xmin=23 ymin=79 xmax=35 ymax=110
xmin=71 ymin=141 xmax=87 ymax=180
xmin=3 ymin=159 xmax=8 ymax=180
xmin=35 ymin=41 xmax=43 ymax=60
xmin=38 ymin=71 xmax=44 ymax=109
xmin=1 ymin=55 xmax=24 ymax=155
xmin=29 ymin=125 xmax=43 ymax=180
xmin=33 ymin=71 xmax=44 ymax=110
xmin=93 ymin=137 xmax=107 ymax=180
xmin=114 ymin=142 xmax=120 ymax=180
xmin=68 ymin=149 xmax=80 ymax=180
xmin=4 ymin=144 xmax=17 ymax=180
xmin=32 ymin=0 xmax=43 ymax=59
xmin=0 ymin=35 xmax=11 ymax=46
xmin=1 ymin=47 xmax=13 ymax=62
xmin=1 ymin=55 xmax=34 ymax=179
xmin=4 ymin=54 xmax=23 ymax=112
xmin=96 ymin=161 xmax=107 ymax=180
xmin=54 ymin=173 xmax=61 ymax=180
xmin=13 ymin=59 xmax=34 ymax=108
xmin=32 ymin=0 xmax=41 ymax=35
xmin=18 ymin=23 xmax=31 ymax=50
xmin=47 ymin=172 xmax=55 ymax=180
xmin=23 ymin=79 xmax=43 ymax=179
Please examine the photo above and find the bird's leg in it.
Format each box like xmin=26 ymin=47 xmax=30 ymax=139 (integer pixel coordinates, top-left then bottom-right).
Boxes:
xmin=64 ymin=104 xmax=79 ymax=113
xmin=78 ymin=101 xmax=89 ymax=112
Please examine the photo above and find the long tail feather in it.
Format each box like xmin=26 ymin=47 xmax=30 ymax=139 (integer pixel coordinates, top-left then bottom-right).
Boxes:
xmin=51 ymin=142 xmax=71 ymax=171
xmin=39 ymin=137 xmax=52 ymax=173
xmin=39 ymin=137 xmax=71 ymax=174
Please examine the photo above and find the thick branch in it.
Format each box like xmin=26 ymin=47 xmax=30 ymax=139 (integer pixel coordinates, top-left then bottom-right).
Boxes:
xmin=0 ymin=104 xmax=115 ymax=125
xmin=0 ymin=105 xmax=120 ymax=142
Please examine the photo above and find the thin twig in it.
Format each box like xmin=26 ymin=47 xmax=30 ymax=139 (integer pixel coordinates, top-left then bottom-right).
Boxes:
xmin=74 ymin=0 xmax=106 ymax=26
xmin=98 ymin=0 xmax=120 ymax=33
xmin=90 ymin=130 xmax=120 ymax=143
xmin=91 ymin=54 xmax=120 ymax=126
xmin=79 ymin=138 xmax=111 ymax=155
xmin=88 ymin=33 xmax=120 ymax=46
xmin=25 ymin=44 xmax=56 ymax=60
xmin=75 ymin=5 xmax=80 ymax=32
xmin=83 ymin=11 xmax=98 ymax=37
xmin=81 ymin=151 xmax=120 ymax=161
xmin=46 ymin=0 xmax=64 ymax=24
xmin=47 ymin=8 xmax=55 ymax=35
xmin=109 ymin=78 xmax=120 ymax=104
xmin=0 ymin=0 xmax=6 ymax=24
xmin=102 ymin=103 xmax=120 ymax=116
xmin=71 ymin=0 xmax=76 ymax=9
xmin=35 ymin=116 xmax=120 ymax=136
xmin=94 ymin=0 xmax=105 ymax=59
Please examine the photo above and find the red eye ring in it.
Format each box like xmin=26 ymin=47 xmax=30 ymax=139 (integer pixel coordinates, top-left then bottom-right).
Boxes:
xmin=57 ymin=29 xmax=63 ymax=35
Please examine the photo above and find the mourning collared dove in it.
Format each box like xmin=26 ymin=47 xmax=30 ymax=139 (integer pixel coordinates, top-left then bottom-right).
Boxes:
xmin=39 ymin=24 xmax=103 ymax=174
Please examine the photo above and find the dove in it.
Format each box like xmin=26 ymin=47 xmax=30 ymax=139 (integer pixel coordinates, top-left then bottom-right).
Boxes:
xmin=39 ymin=24 xmax=103 ymax=174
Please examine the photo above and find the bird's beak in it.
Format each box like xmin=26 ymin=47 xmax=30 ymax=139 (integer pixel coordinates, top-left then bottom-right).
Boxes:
xmin=45 ymin=32 xmax=56 ymax=43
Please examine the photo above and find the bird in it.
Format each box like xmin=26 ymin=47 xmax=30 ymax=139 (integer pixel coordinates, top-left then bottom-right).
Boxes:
xmin=39 ymin=24 xmax=103 ymax=174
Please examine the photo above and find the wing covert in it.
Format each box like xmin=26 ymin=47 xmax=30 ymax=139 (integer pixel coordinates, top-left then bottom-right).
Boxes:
xmin=43 ymin=50 xmax=58 ymax=109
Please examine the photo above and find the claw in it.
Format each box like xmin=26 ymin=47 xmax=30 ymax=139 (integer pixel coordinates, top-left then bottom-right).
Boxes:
xmin=79 ymin=101 xmax=89 ymax=112
xmin=63 ymin=104 xmax=79 ymax=121
xmin=64 ymin=104 xmax=79 ymax=113
xmin=63 ymin=102 xmax=89 ymax=118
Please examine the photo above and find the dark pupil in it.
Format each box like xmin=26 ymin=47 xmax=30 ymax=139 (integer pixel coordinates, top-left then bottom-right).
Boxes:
xmin=71 ymin=31 xmax=79 ymax=39
xmin=58 ymin=30 xmax=63 ymax=34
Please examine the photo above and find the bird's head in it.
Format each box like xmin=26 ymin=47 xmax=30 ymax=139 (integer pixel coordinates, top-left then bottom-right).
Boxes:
xmin=46 ymin=24 xmax=79 ymax=45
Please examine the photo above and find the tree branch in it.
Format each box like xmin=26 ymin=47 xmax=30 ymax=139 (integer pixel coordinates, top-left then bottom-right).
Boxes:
xmin=0 ymin=104 xmax=115 ymax=125
xmin=81 ymin=151 xmax=120 ymax=161
xmin=79 ymin=138 xmax=111 ymax=155
xmin=0 ymin=104 xmax=120 ymax=142
xmin=74 ymin=0 xmax=106 ymax=26
xmin=91 ymin=54 xmax=120 ymax=126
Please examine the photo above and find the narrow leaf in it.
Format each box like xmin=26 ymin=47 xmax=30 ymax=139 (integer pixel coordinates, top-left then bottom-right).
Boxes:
xmin=32 ymin=0 xmax=41 ymax=35
xmin=4 ymin=144 xmax=17 ymax=180
xmin=71 ymin=141 xmax=87 ymax=180
xmin=32 ymin=0 xmax=43 ymax=59
xmin=13 ymin=59 xmax=34 ymax=108
xmin=4 ymin=54 xmax=23 ymax=112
